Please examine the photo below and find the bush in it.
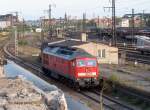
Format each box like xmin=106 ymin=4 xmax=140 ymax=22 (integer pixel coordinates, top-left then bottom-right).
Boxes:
xmin=18 ymin=40 xmax=28 ymax=46
xmin=109 ymin=74 xmax=119 ymax=82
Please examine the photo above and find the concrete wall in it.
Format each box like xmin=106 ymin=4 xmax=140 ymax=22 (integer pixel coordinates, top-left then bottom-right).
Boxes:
xmin=73 ymin=42 xmax=118 ymax=64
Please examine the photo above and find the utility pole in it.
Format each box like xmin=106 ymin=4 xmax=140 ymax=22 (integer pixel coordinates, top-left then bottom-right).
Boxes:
xmin=98 ymin=16 xmax=100 ymax=28
xmin=142 ymin=10 xmax=145 ymax=28
xmin=40 ymin=17 xmax=44 ymax=43
xmin=64 ymin=12 xmax=67 ymax=30
xmin=10 ymin=12 xmax=19 ymax=56
xmin=15 ymin=12 xmax=19 ymax=23
xmin=131 ymin=9 xmax=135 ymax=45
xmin=49 ymin=4 xmax=52 ymax=39
xmin=82 ymin=13 xmax=86 ymax=32
xmin=14 ymin=27 xmax=18 ymax=56
xmin=112 ymin=0 xmax=116 ymax=46
xmin=104 ymin=0 xmax=116 ymax=46
xmin=22 ymin=18 xmax=25 ymax=38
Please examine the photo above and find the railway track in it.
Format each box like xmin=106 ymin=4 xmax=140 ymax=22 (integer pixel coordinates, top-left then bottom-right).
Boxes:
xmin=91 ymin=40 xmax=150 ymax=65
xmin=90 ymin=90 xmax=137 ymax=110
xmin=79 ymin=91 xmax=137 ymax=110
xmin=4 ymin=43 xmax=142 ymax=110
xmin=117 ymin=44 xmax=150 ymax=65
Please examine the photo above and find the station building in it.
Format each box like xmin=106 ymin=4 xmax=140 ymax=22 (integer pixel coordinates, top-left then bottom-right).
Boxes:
xmin=73 ymin=42 xmax=118 ymax=64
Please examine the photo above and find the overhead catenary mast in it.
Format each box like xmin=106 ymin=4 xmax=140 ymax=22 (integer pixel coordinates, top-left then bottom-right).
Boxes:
xmin=104 ymin=0 xmax=116 ymax=46
xmin=131 ymin=9 xmax=135 ymax=45
xmin=49 ymin=4 xmax=52 ymax=39
xmin=112 ymin=0 xmax=116 ymax=46
xmin=82 ymin=13 xmax=86 ymax=32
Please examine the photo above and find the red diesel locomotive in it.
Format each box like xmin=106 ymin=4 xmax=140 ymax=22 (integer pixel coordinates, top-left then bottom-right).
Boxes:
xmin=41 ymin=45 xmax=100 ymax=87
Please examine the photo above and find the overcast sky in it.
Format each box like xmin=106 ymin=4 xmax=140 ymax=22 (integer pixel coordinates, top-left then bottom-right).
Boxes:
xmin=0 ymin=0 xmax=149 ymax=20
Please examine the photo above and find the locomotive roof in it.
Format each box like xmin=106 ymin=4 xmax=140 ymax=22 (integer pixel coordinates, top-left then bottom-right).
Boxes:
xmin=43 ymin=45 xmax=94 ymax=60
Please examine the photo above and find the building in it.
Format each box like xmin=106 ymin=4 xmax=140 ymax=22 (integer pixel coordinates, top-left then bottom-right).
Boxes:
xmin=121 ymin=19 xmax=130 ymax=27
xmin=94 ymin=17 xmax=112 ymax=28
xmin=0 ymin=21 xmax=11 ymax=29
xmin=0 ymin=14 xmax=18 ymax=29
xmin=48 ymin=39 xmax=118 ymax=64
xmin=74 ymin=42 xmax=118 ymax=64
xmin=122 ymin=13 xmax=150 ymax=27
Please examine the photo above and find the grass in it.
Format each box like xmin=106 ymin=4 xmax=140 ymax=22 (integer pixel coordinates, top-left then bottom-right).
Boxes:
xmin=86 ymin=101 xmax=93 ymax=108
xmin=109 ymin=74 xmax=119 ymax=82
xmin=18 ymin=40 xmax=28 ymax=46
xmin=144 ymin=77 xmax=150 ymax=81
xmin=147 ymin=68 xmax=150 ymax=71
xmin=125 ymin=62 xmax=150 ymax=72
xmin=111 ymin=89 xmax=150 ymax=110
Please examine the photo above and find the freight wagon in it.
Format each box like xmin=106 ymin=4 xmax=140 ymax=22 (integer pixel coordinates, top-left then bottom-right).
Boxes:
xmin=135 ymin=36 xmax=150 ymax=54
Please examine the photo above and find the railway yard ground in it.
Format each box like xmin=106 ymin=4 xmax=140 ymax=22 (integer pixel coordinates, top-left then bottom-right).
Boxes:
xmin=1 ymin=1 xmax=150 ymax=110
xmin=5 ymin=33 xmax=150 ymax=110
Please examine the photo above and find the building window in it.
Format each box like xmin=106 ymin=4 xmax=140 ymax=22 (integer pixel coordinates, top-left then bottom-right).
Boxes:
xmin=98 ymin=50 xmax=101 ymax=58
xmin=102 ymin=49 xmax=106 ymax=58
xmin=98 ymin=49 xmax=106 ymax=58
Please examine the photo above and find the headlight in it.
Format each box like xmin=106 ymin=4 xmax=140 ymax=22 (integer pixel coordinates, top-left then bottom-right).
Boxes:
xmin=78 ymin=73 xmax=86 ymax=76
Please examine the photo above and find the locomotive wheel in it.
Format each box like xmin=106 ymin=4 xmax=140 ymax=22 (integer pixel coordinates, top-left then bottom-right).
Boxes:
xmin=42 ymin=67 xmax=47 ymax=73
xmin=74 ymin=82 xmax=80 ymax=92
xmin=42 ymin=67 xmax=51 ymax=76
xmin=47 ymin=70 xmax=51 ymax=77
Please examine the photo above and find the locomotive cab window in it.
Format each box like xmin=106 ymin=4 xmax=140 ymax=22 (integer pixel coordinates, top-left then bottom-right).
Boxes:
xmin=87 ymin=60 xmax=97 ymax=66
xmin=77 ymin=60 xmax=97 ymax=67
xmin=77 ymin=60 xmax=86 ymax=67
